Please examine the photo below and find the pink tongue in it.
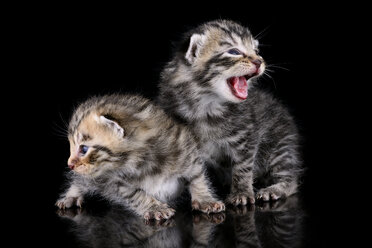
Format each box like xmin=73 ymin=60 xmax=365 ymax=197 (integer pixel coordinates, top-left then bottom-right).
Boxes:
xmin=232 ymin=76 xmax=248 ymax=99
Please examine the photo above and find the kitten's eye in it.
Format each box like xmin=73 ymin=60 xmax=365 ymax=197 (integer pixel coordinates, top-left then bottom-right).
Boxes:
xmin=79 ymin=145 xmax=89 ymax=156
xmin=227 ymin=48 xmax=242 ymax=55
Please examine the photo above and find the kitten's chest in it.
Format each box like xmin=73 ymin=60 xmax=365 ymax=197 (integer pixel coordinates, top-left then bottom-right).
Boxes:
xmin=196 ymin=119 xmax=257 ymax=163
xmin=140 ymin=175 xmax=183 ymax=203
xmin=193 ymin=118 xmax=232 ymax=141
xmin=195 ymin=116 xmax=253 ymax=143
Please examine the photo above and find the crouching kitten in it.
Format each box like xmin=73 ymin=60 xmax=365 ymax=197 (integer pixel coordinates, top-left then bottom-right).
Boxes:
xmin=56 ymin=94 xmax=225 ymax=220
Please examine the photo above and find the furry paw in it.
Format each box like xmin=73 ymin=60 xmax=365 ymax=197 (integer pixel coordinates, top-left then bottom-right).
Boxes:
xmin=256 ymin=187 xmax=284 ymax=202
xmin=56 ymin=196 xmax=84 ymax=209
xmin=193 ymin=212 xmax=226 ymax=224
xmin=226 ymin=193 xmax=255 ymax=206
xmin=143 ymin=205 xmax=175 ymax=221
xmin=192 ymin=200 xmax=225 ymax=214
xmin=56 ymin=208 xmax=82 ymax=218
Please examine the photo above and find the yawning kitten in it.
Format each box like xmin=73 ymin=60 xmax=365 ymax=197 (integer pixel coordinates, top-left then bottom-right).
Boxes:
xmin=56 ymin=94 xmax=224 ymax=219
xmin=157 ymin=20 xmax=302 ymax=205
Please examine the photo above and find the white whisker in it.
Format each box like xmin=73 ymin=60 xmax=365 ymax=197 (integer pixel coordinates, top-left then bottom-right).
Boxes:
xmin=266 ymin=63 xmax=291 ymax=71
xmin=261 ymin=70 xmax=277 ymax=90
xmin=254 ymin=25 xmax=272 ymax=40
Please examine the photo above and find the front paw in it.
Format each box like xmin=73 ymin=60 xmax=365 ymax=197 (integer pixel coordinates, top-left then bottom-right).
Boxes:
xmin=192 ymin=200 xmax=225 ymax=214
xmin=226 ymin=192 xmax=255 ymax=206
xmin=56 ymin=208 xmax=82 ymax=219
xmin=143 ymin=205 xmax=175 ymax=221
xmin=256 ymin=187 xmax=284 ymax=202
xmin=56 ymin=195 xmax=84 ymax=209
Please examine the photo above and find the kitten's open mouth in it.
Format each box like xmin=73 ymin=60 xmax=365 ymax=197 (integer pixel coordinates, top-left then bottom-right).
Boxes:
xmin=227 ymin=74 xmax=253 ymax=100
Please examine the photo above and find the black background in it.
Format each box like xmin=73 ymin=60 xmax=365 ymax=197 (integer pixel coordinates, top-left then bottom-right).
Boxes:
xmin=5 ymin=2 xmax=365 ymax=247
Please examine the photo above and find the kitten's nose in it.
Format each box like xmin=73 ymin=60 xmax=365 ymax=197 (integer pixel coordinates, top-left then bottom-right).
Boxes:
xmin=67 ymin=157 xmax=78 ymax=170
xmin=251 ymin=59 xmax=262 ymax=68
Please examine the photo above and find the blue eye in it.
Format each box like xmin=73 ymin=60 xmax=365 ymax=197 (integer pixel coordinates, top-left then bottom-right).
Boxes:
xmin=79 ymin=145 xmax=89 ymax=155
xmin=228 ymin=48 xmax=242 ymax=55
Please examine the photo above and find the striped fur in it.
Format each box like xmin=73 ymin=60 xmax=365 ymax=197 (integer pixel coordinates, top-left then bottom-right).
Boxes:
xmin=157 ymin=20 xmax=303 ymax=205
xmin=56 ymin=94 xmax=225 ymax=219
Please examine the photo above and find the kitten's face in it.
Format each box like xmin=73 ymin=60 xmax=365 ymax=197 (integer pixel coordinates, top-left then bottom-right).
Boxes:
xmin=184 ymin=21 xmax=265 ymax=102
xmin=67 ymin=113 xmax=125 ymax=176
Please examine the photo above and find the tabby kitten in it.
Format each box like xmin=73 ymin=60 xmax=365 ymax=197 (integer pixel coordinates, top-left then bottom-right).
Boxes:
xmin=56 ymin=94 xmax=224 ymax=220
xmin=157 ymin=20 xmax=302 ymax=205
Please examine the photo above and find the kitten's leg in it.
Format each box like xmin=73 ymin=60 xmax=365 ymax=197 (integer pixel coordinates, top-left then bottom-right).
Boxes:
xmin=56 ymin=184 xmax=85 ymax=209
xmin=226 ymin=159 xmax=256 ymax=206
xmin=191 ymin=212 xmax=225 ymax=247
xmin=256 ymin=139 xmax=300 ymax=202
xmin=189 ymin=173 xmax=225 ymax=214
xmin=230 ymin=206 xmax=261 ymax=248
xmin=120 ymin=187 xmax=175 ymax=220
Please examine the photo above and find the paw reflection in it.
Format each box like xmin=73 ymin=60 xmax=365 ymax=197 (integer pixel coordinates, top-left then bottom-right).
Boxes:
xmin=228 ymin=204 xmax=256 ymax=215
xmin=144 ymin=217 xmax=176 ymax=228
xmin=57 ymin=196 xmax=303 ymax=247
xmin=193 ymin=211 xmax=226 ymax=224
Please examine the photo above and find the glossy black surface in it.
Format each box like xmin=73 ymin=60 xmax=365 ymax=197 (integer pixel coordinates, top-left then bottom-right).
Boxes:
xmin=54 ymin=196 xmax=306 ymax=248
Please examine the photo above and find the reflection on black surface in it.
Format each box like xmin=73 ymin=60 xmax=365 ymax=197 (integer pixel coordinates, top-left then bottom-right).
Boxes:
xmin=57 ymin=196 xmax=303 ymax=248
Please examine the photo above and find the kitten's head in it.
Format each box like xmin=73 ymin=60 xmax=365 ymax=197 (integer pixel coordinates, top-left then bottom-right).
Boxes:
xmin=67 ymin=112 xmax=126 ymax=176
xmin=66 ymin=95 xmax=162 ymax=177
xmin=172 ymin=20 xmax=265 ymax=102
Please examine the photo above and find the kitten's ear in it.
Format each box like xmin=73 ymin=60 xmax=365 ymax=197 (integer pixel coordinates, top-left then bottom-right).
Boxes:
xmin=96 ymin=115 xmax=125 ymax=138
xmin=185 ymin=34 xmax=206 ymax=64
